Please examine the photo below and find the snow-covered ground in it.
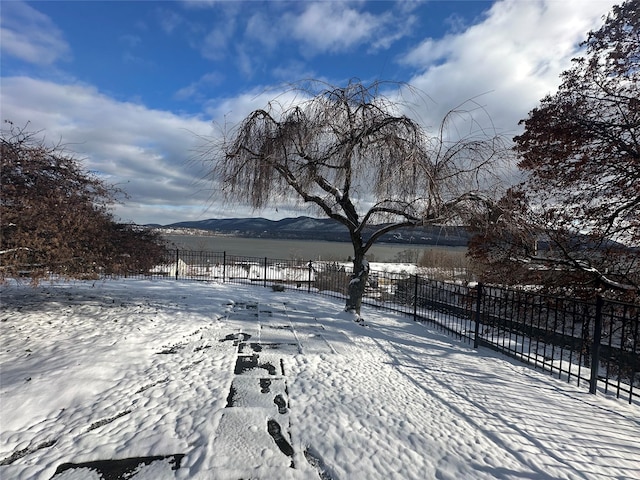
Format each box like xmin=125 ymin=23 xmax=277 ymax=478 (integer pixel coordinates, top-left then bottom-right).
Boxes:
xmin=1 ymin=279 xmax=638 ymax=480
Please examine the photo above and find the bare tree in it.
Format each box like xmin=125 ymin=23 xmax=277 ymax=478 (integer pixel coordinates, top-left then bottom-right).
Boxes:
xmin=207 ymin=81 xmax=507 ymax=314
xmin=1 ymin=122 xmax=167 ymax=283
xmin=469 ymin=1 xmax=640 ymax=299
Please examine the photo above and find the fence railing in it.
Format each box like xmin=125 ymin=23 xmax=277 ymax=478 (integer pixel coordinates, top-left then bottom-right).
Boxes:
xmin=130 ymin=249 xmax=639 ymax=405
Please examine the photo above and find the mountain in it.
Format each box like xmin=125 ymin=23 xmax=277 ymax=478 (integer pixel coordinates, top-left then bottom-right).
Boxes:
xmin=162 ymin=216 xmax=470 ymax=246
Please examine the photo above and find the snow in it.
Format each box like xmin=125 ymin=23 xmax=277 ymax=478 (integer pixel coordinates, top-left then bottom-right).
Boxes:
xmin=1 ymin=278 xmax=638 ymax=480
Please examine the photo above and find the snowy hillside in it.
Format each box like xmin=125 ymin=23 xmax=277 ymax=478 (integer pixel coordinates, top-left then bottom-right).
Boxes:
xmin=1 ymin=279 xmax=638 ymax=479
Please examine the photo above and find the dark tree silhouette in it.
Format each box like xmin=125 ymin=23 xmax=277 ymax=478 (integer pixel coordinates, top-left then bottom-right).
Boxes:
xmin=206 ymin=81 xmax=507 ymax=314
xmin=1 ymin=122 xmax=166 ymax=283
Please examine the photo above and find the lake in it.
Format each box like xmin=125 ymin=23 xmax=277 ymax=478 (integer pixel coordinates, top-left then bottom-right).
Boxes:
xmin=162 ymin=234 xmax=467 ymax=263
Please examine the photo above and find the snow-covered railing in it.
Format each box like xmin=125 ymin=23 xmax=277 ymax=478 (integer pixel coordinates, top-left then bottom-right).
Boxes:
xmin=379 ymin=275 xmax=638 ymax=405
xmin=142 ymin=249 xmax=640 ymax=405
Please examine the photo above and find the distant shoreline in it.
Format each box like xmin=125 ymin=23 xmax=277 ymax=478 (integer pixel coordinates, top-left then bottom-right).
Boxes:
xmin=161 ymin=233 xmax=467 ymax=262
xmin=155 ymin=226 xmax=468 ymax=247
xmin=155 ymin=227 xmax=237 ymax=237
xmin=151 ymin=216 xmax=470 ymax=247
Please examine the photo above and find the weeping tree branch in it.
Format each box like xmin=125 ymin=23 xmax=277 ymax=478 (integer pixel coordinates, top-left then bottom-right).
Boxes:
xmin=203 ymin=80 xmax=509 ymax=314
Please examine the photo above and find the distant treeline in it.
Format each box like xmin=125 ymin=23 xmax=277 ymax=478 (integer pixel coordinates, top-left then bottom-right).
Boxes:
xmin=156 ymin=216 xmax=471 ymax=247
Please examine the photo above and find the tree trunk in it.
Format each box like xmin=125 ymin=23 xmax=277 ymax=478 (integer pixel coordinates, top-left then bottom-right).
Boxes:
xmin=345 ymin=240 xmax=369 ymax=315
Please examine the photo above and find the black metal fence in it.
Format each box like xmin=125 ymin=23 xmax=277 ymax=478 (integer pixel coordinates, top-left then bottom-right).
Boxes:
xmin=133 ymin=249 xmax=639 ymax=405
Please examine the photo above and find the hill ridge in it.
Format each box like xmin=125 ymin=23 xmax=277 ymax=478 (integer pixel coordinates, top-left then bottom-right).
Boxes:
xmin=160 ymin=216 xmax=470 ymax=246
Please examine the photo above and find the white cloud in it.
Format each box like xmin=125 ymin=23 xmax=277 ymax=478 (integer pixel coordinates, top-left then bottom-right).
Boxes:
xmin=271 ymin=60 xmax=316 ymax=84
xmin=0 ymin=76 xmax=318 ymax=224
xmin=201 ymin=21 xmax=236 ymax=61
xmin=0 ymin=77 xmax=216 ymax=224
xmin=286 ymin=2 xmax=390 ymax=55
xmin=223 ymin=1 xmax=412 ymax=61
xmin=157 ymin=8 xmax=185 ymax=34
xmin=173 ymin=2 xmax=412 ymax=79
xmin=202 ymin=83 xmax=316 ymax=128
xmin=196 ymin=3 xmax=244 ymax=61
xmin=245 ymin=11 xmax=279 ymax=51
xmin=398 ymin=0 xmax=618 ymax=136
xmin=0 ymin=1 xmax=71 ymax=65
xmin=175 ymin=72 xmax=225 ymax=101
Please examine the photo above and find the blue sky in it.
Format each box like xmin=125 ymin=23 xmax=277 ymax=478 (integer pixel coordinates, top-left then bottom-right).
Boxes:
xmin=1 ymin=0 xmax=618 ymax=225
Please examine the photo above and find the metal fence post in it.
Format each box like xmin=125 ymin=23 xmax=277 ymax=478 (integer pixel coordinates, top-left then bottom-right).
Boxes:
xmin=413 ymin=274 xmax=419 ymax=321
xmin=308 ymin=260 xmax=312 ymax=293
xmin=589 ymin=295 xmax=604 ymax=394
xmin=473 ymin=283 xmax=483 ymax=349
xmin=264 ymin=257 xmax=268 ymax=288
xmin=175 ymin=249 xmax=179 ymax=280
xmin=223 ymin=252 xmax=226 ymax=283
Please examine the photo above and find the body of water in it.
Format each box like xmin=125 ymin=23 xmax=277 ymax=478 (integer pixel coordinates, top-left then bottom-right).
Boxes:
xmin=163 ymin=234 xmax=467 ymax=263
